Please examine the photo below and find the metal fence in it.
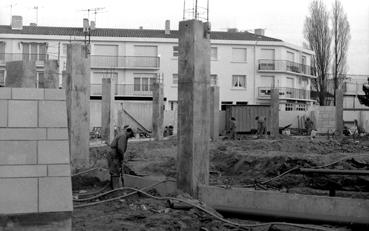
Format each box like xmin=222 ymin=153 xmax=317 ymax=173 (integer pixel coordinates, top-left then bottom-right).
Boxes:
xmin=90 ymin=55 xmax=160 ymax=69
xmin=258 ymin=87 xmax=310 ymax=100
xmin=258 ymin=59 xmax=316 ymax=76
xmin=90 ymin=84 xmax=153 ymax=97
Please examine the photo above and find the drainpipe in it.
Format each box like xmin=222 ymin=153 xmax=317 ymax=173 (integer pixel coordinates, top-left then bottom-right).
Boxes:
xmin=253 ymin=40 xmax=259 ymax=104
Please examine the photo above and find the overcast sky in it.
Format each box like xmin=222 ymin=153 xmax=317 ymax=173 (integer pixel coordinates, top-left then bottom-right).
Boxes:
xmin=1 ymin=0 xmax=368 ymax=75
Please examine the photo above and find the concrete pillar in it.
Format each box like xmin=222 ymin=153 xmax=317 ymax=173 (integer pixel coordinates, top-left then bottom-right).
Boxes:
xmin=5 ymin=60 xmax=36 ymax=87
xmin=335 ymin=89 xmax=344 ymax=140
xmin=210 ymin=86 xmax=220 ymax=141
xmin=65 ymin=43 xmax=90 ymax=170
xmin=101 ymin=78 xmax=115 ymax=144
xmin=152 ymin=81 xmax=164 ymax=141
xmin=270 ymin=88 xmax=279 ymax=138
xmin=43 ymin=59 xmax=59 ymax=88
xmin=177 ymin=20 xmax=211 ymax=196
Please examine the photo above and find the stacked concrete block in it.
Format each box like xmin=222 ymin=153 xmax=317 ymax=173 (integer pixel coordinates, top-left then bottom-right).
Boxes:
xmin=0 ymin=87 xmax=72 ymax=230
xmin=5 ymin=61 xmax=37 ymax=88
xmin=314 ymin=106 xmax=337 ymax=133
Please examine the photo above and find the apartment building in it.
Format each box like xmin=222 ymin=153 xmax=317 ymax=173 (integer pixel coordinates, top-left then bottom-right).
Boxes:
xmin=0 ymin=17 xmax=316 ymax=111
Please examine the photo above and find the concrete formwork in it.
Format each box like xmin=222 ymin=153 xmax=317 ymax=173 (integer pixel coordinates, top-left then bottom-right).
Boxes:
xmin=210 ymin=86 xmax=220 ymax=141
xmin=270 ymin=88 xmax=279 ymax=137
xmin=101 ymin=78 xmax=114 ymax=144
xmin=43 ymin=59 xmax=59 ymax=88
xmin=5 ymin=61 xmax=37 ymax=88
xmin=65 ymin=43 xmax=90 ymax=170
xmin=177 ymin=20 xmax=211 ymax=196
xmin=152 ymin=81 xmax=164 ymax=141
xmin=335 ymin=89 xmax=344 ymax=139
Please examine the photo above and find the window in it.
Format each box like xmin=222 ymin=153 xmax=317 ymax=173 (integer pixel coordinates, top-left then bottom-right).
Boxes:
xmin=296 ymin=104 xmax=307 ymax=111
xmin=169 ymin=101 xmax=178 ymax=111
xmin=232 ymin=48 xmax=247 ymax=62
xmin=232 ymin=75 xmax=246 ymax=88
xmin=0 ymin=70 xmax=5 ymax=86
xmin=173 ymin=46 xmax=179 ymax=57
xmin=0 ymin=42 xmax=5 ymax=61
xmin=221 ymin=101 xmax=233 ymax=111
xmin=133 ymin=74 xmax=156 ymax=92
xmin=236 ymin=101 xmax=248 ymax=105
xmin=285 ymin=103 xmax=293 ymax=111
xmin=22 ymin=43 xmax=47 ymax=62
xmin=211 ymin=47 xmax=218 ymax=60
xmin=172 ymin=74 xmax=178 ymax=85
xmin=210 ymin=74 xmax=217 ymax=86
xmin=134 ymin=45 xmax=158 ymax=56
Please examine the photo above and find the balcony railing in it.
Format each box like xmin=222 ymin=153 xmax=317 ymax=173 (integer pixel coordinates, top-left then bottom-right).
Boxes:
xmin=90 ymin=84 xmax=154 ymax=97
xmin=258 ymin=87 xmax=311 ymax=100
xmin=0 ymin=53 xmax=47 ymax=66
xmin=90 ymin=55 xmax=160 ymax=69
xmin=258 ymin=59 xmax=316 ymax=76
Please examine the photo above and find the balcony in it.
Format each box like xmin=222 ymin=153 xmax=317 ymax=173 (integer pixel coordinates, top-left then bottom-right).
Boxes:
xmin=90 ymin=84 xmax=153 ymax=97
xmin=258 ymin=87 xmax=311 ymax=100
xmin=258 ymin=59 xmax=316 ymax=77
xmin=0 ymin=53 xmax=46 ymax=66
xmin=90 ymin=55 xmax=160 ymax=69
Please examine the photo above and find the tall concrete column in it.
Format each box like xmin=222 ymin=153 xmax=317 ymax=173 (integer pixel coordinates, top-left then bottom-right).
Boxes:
xmin=5 ymin=60 xmax=36 ymax=87
xmin=210 ymin=86 xmax=220 ymax=141
xmin=44 ymin=59 xmax=59 ymax=88
xmin=177 ymin=20 xmax=211 ymax=196
xmin=335 ymin=89 xmax=344 ymax=140
xmin=65 ymin=43 xmax=90 ymax=170
xmin=152 ymin=81 xmax=164 ymax=141
xmin=270 ymin=88 xmax=279 ymax=138
xmin=101 ymin=78 xmax=115 ymax=144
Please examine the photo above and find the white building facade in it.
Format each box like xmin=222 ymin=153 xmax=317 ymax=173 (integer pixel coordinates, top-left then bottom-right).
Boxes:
xmin=0 ymin=18 xmax=316 ymax=111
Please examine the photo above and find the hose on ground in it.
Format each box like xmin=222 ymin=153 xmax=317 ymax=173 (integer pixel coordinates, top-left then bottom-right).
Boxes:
xmin=256 ymin=153 xmax=369 ymax=186
xmin=75 ymin=185 xmax=335 ymax=231
xmin=72 ymin=167 xmax=108 ymax=177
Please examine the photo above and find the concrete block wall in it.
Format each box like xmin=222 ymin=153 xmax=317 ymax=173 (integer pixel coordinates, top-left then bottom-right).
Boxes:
xmin=0 ymin=87 xmax=72 ymax=215
xmin=312 ymin=106 xmax=336 ymax=133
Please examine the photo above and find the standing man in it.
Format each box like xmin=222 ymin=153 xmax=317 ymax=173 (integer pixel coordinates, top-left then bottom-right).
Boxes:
xmin=229 ymin=117 xmax=237 ymax=140
xmin=305 ymin=117 xmax=314 ymax=135
xmin=255 ymin=116 xmax=266 ymax=138
xmin=107 ymin=128 xmax=135 ymax=189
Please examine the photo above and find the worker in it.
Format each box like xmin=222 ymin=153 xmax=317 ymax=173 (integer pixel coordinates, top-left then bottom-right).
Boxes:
xmin=255 ymin=116 xmax=266 ymax=138
xmin=229 ymin=117 xmax=237 ymax=140
xmin=107 ymin=128 xmax=135 ymax=189
xmin=305 ymin=117 xmax=314 ymax=135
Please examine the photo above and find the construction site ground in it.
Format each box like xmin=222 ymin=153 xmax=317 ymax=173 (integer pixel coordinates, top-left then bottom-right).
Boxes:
xmin=72 ymin=136 xmax=369 ymax=231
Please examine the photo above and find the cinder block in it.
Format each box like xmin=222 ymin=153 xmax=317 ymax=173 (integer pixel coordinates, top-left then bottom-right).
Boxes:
xmin=38 ymin=141 xmax=70 ymax=164
xmin=44 ymin=89 xmax=66 ymax=100
xmin=11 ymin=88 xmax=44 ymax=100
xmin=0 ymin=165 xmax=47 ymax=177
xmin=0 ymin=128 xmax=46 ymax=140
xmin=47 ymin=165 xmax=71 ymax=176
xmin=39 ymin=177 xmax=73 ymax=212
xmin=39 ymin=101 xmax=67 ymax=127
xmin=0 ymin=100 xmax=7 ymax=127
xmin=0 ymin=141 xmax=37 ymax=164
xmin=0 ymin=88 xmax=11 ymax=99
xmin=47 ymin=128 xmax=68 ymax=140
xmin=8 ymin=101 xmax=38 ymax=127
xmin=0 ymin=178 xmax=38 ymax=214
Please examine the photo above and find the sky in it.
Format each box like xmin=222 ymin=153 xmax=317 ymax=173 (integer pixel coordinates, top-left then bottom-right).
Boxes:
xmin=0 ymin=0 xmax=368 ymax=75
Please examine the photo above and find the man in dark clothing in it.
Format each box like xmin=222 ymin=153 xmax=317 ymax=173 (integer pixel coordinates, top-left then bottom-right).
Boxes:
xmin=107 ymin=128 xmax=135 ymax=189
xmin=229 ymin=117 xmax=237 ymax=140
xmin=255 ymin=116 xmax=266 ymax=138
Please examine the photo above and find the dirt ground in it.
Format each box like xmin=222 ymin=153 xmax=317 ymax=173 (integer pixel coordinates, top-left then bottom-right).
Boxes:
xmin=72 ymin=135 xmax=369 ymax=230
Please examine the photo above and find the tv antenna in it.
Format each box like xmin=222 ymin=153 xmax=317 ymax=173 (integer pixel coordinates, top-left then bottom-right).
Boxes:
xmin=183 ymin=0 xmax=209 ymax=21
xmin=81 ymin=7 xmax=106 ymax=24
xmin=7 ymin=3 xmax=17 ymax=22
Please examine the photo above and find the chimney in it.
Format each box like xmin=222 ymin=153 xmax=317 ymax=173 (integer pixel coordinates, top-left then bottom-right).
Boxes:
xmin=11 ymin=16 xmax=23 ymax=30
xmin=165 ymin=20 xmax=170 ymax=35
xmin=139 ymin=26 xmax=143 ymax=30
xmin=30 ymin=23 xmax=37 ymax=27
xmin=227 ymin=28 xmax=238 ymax=33
xmin=90 ymin=21 xmax=96 ymax=30
xmin=254 ymin=28 xmax=265 ymax=36
xmin=83 ymin=18 xmax=89 ymax=32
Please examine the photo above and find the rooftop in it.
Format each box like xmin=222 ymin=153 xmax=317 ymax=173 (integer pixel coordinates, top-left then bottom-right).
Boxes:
xmin=0 ymin=25 xmax=282 ymax=42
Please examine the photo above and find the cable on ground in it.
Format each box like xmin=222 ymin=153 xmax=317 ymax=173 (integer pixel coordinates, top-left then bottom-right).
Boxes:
xmin=74 ymin=185 xmax=335 ymax=231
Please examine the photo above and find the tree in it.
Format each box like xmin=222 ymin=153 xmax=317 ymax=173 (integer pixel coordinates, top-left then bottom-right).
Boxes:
xmin=304 ymin=0 xmax=332 ymax=106
xmin=332 ymin=0 xmax=351 ymax=105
